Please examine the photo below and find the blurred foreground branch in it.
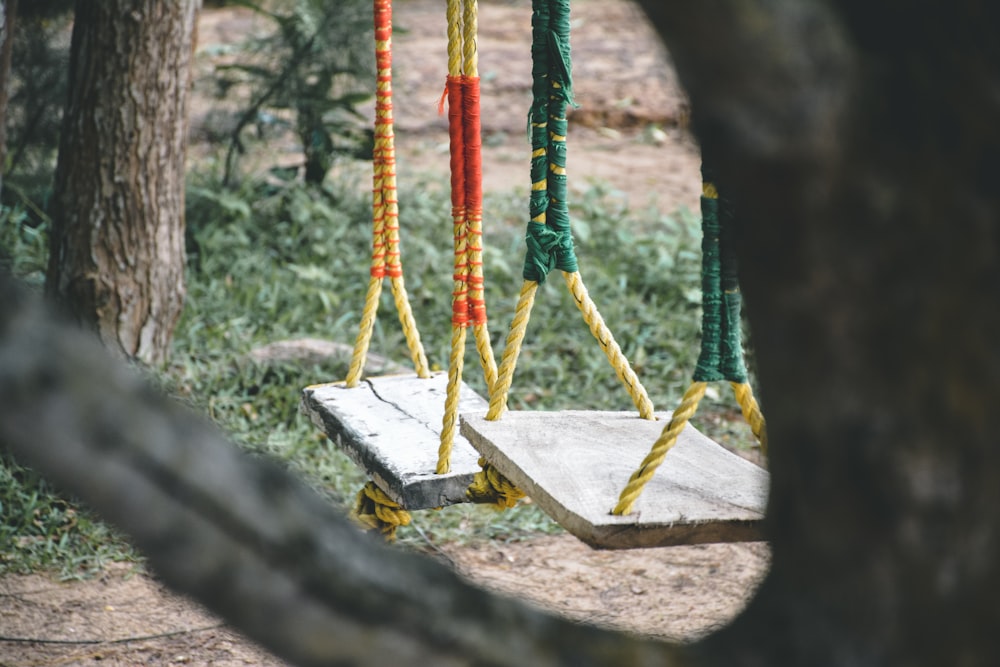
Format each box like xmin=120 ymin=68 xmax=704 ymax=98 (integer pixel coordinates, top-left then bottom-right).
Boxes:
xmin=0 ymin=276 xmax=683 ymax=667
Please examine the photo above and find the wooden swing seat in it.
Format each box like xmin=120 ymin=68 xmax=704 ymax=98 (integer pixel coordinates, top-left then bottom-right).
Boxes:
xmin=460 ymin=410 xmax=769 ymax=549
xmin=301 ymin=372 xmax=486 ymax=510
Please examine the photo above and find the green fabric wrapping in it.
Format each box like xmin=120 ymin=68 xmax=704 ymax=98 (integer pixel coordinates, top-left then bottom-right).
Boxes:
xmin=522 ymin=0 xmax=577 ymax=284
xmin=526 ymin=0 xmax=549 ymax=255
xmin=693 ymin=167 xmax=748 ymax=384
xmin=719 ymin=185 xmax=749 ymax=383
xmin=545 ymin=0 xmax=574 ymax=106
xmin=693 ymin=190 xmax=724 ymax=382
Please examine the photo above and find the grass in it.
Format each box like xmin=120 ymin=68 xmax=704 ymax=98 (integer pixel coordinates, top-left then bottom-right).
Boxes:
xmin=0 ymin=165 xmax=761 ymax=577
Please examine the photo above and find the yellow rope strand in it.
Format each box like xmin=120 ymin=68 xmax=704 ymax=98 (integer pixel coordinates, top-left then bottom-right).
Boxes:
xmin=466 ymin=458 xmax=525 ymax=508
xmin=346 ymin=19 xmax=392 ymax=388
xmin=438 ymin=0 xmax=498 ymax=476
xmin=462 ymin=0 xmax=478 ymax=78
xmin=347 ymin=0 xmax=430 ymax=385
xmin=486 ymin=280 xmax=538 ymax=420
xmin=561 ymin=271 xmax=655 ymax=419
xmin=612 ymin=381 xmax=708 ymax=515
xmin=438 ymin=326 xmax=468 ymax=473
xmin=380 ymin=82 xmax=432 ymax=378
xmin=389 ymin=275 xmax=431 ymax=378
xmin=440 ymin=0 xmax=468 ymax=473
xmin=446 ymin=0 xmax=462 ymax=77
xmin=474 ymin=323 xmax=497 ymax=393
xmin=346 ymin=276 xmax=384 ymax=387
xmin=440 ymin=199 xmax=469 ymax=472
xmin=352 ymin=481 xmax=412 ymax=540
xmin=731 ymin=381 xmax=768 ymax=457
xmin=461 ymin=0 xmax=497 ymax=399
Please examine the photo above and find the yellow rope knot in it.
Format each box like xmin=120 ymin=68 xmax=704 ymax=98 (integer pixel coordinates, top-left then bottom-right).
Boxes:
xmin=353 ymin=481 xmax=412 ymax=540
xmin=466 ymin=458 xmax=525 ymax=509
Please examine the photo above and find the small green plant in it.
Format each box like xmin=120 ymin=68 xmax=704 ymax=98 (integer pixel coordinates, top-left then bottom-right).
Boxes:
xmin=0 ymin=203 xmax=48 ymax=289
xmin=214 ymin=0 xmax=375 ymax=186
xmin=0 ymin=454 xmax=140 ymax=578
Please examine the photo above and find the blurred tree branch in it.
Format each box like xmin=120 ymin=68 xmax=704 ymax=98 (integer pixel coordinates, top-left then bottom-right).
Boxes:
xmin=0 ymin=274 xmax=685 ymax=667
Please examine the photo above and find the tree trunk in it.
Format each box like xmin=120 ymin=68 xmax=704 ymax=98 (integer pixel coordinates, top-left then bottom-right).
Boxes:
xmin=0 ymin=0 xmax=18 ymax=197
xmin=636 ymin=1 xmax=1000 ymax=664
xmin=46 ymin=0 xmax=200 ymax=366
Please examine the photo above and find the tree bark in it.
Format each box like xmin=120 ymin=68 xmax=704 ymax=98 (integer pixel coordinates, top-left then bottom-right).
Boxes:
xmin=636 ymin=1 xmax=1000 ymax=664
xmin=46 ymin=0 xmax=200 ymax=366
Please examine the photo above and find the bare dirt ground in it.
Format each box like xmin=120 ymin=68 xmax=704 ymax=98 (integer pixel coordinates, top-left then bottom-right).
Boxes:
xmin=0 ymin=2 xmax=768 ymax=665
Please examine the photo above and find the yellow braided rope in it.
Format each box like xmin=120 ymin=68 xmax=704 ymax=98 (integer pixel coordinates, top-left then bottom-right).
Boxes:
xmin=346 ymin=276 xmax=384 ymax=387
xmin=353 ymin=481 xmax=412 ymax=540
xmin=439 ymin=198 xmax=469 ymax=472
xmin=438 ymin=326 xmax=468 ymax=473
xmin=438 ymin=0 xmax=498 ymax=476
xmin=346 ymin=1 xmax=429 ymax=387
xmin=612 ymin=381 xmax=707 ymax=515
xmin=439 ymin=0 xmax=468 ymax=476
xmin=486 ymin=280 xmax=539 ymax=420
xmin=346 ymin=30 xmax=393 ymax=388
xmin=379 ymin=76 xmax=430 ymax=379
xmin=731 ymin=381 xmax=768 ymax=457
xmin=389 ymin=275 xmax=431 ymax=378
xmin=562 ymin=271 xmax=655 ymax=419
xmin=462 ymin=0 xmax=478 ymax=78
xmin=474 ymin=323 xmax=497 ymax=392
xmin=466 ymin=458 xmax=525 ymax=509
xmin=446 ymin=0 xmax=462 ymax=77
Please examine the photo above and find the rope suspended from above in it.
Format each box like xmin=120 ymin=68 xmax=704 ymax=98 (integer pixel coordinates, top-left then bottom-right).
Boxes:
xmin=612 ymin=168 xmax=767 ymax=516
xmin=486 ymin=0 xmax=653 ymax=425
xmin=437 ymin=0 xmax=498 ymax=476
xmin=346 ymin=0 xmax=430 ymax=388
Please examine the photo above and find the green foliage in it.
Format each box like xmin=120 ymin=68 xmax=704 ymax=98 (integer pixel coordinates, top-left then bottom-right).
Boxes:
xmin=215 ymin=0 xmax=375 ymax=185
xmin=2 ymin=4 xmax=72 ymax=213
xmin=0 ymin=453 xmax=140 ymax=578
xmin=0 ymin=203 xmax=48 ymax=289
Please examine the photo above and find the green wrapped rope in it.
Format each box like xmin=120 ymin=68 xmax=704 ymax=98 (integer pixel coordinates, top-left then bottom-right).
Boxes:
xmin=522 ymin=0 xmax=578 ymax=284
xmin=526 ymin=0 xmax=550 ymax=246
xmin=545 ymin=0 xmax=574 ymax=106
xmin=693 ymin=167 xmax=748 ymax=384
xmin=693 ymin=189 xmax=724 ymax=382
xmin=718 ymin=184 xmax=749 ymax=383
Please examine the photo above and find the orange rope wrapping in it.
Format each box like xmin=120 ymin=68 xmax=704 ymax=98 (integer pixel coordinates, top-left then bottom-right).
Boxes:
xmin=370 ymin=0 xmax=393 ymax=279
xmin=463 ymin=75 xmax=487 ymax=328
xmin=348 ymin=0 xmax=430 ymax=385
xmin=448 ymin=75 xmax=469 ymax=327
xmin=445 ymin=75 xmax=485 ymax=329
xmin=439 ymin=2 xmax=498 ymax=475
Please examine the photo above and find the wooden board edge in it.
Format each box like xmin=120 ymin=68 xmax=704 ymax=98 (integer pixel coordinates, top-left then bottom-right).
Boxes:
xmin=300 ymin=377 xmax=479 ymax=510
xmin=460 ymin=411 xmax=769 ymax=549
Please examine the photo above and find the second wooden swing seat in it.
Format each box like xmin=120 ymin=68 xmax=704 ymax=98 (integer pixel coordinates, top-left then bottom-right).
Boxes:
xmin=301 ymin=0 xmax=768 ymax=549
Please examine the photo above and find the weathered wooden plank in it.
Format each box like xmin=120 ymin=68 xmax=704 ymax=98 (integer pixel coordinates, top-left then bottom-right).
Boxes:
xmin=461 ymin=410 xmax=769 ymax=548
xmin=301 ymin=373 xmax=487 ymax=510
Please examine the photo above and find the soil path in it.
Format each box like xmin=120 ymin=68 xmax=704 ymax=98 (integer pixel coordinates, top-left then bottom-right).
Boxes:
xmin=0 ymin=3 xmax=768 ymax=665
